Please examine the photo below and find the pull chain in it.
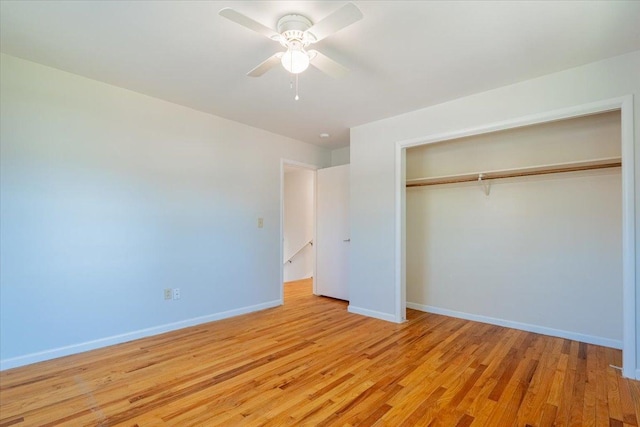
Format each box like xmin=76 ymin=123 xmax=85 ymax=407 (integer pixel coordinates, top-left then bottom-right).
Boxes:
xmin=288 ymin=73 xmax=300 ymax=101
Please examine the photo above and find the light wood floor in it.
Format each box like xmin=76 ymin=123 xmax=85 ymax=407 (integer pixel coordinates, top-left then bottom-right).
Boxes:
xmin=1 ymin=279 xmax=639 ymax=426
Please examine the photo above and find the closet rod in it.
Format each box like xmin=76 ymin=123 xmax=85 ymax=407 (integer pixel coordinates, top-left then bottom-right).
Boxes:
xmin=406 ymin=157 xmax=621 ymax=188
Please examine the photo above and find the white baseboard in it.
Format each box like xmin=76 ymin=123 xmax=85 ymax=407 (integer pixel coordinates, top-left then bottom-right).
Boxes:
xmin=348 ymin=305 xmax=398 ymax=323
xmin=406 ymin=302 xmax=622 ymax=350
xmin=0 ymin=300 xmax=281 ymax=371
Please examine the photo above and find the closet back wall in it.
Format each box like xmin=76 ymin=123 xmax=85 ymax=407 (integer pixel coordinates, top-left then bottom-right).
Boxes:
xmin=406 ymin=111 xmax=622 ymax=347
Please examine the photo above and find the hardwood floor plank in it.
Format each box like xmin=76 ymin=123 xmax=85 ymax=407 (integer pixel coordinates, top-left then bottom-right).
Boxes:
xmin=569 ymin=346 xmax=588 ymax=426
xmin=539 ymin=402 xmax=558 ymax=427
xmin=619 ymin=377 xmax=640 ymax=426
xmin=397 ymin=385 xmax=447 ymax=426
xmin=1 ymin=278 xmax=639 ymax=426
xmin=454 ymin=413 xmax=474 ymax=427
xmin=0 ymin=416 xmax=24 ymax=427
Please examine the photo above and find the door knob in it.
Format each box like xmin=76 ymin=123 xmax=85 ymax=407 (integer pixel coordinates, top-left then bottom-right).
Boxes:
xmin=343 ymin=238 xmax=351 ymax=242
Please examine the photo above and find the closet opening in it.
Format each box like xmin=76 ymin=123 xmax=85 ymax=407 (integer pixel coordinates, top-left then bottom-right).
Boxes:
xmin=395 ymin=97 xmax=636 ymax=378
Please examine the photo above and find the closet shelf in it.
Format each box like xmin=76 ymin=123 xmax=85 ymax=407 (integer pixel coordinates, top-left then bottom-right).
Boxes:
xmin=406 ymin=157 xmax=621 ymax=187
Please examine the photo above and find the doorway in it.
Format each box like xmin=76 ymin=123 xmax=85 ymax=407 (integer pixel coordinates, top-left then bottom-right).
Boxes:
xmin=281 ymin=160 xmax=317 ymax=303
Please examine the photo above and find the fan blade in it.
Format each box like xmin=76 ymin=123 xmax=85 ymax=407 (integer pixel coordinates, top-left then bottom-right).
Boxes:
xmin=247 ymin=53 xmax=283 ymax=77
xmin=308 ymin=50 xmax=349 ymax=79
xmin=306 ymin=3 xmax=363 ymax=42
xmin=219 ymin=8 xmax=280 ymax=40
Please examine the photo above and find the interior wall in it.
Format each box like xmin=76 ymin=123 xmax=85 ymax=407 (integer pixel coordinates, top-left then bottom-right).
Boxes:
xmin=283 ymin=168 xmax=314 ymax=282
xmin=0 ymin=54 xmax=330 ymax=369
xmin=349 ymin=50 xmax=639 ymax=374
xmin=330 ymin=147 xmax=350 ymax=166
xmin=406 ymin=112 xmax=622 ymax=346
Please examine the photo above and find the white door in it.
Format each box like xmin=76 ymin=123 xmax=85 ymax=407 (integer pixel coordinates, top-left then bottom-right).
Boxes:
xmin=316 ymin=164 xmax=349 ymax=300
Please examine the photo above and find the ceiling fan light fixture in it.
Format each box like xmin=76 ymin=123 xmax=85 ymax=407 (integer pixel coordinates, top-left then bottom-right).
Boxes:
xmin=281 ymin=47 xmax=310 ymax=74
xmin=219 ymin=3 xmax=363 ymax=79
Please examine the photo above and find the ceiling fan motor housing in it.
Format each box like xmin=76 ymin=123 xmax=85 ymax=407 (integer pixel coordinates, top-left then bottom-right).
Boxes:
xmin=276 ymin=14 xmax=316 ymax=46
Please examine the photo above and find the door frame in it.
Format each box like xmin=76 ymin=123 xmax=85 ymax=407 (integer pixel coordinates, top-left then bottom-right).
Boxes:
xmin=394 ymin=95 xmax=637 ymax=379
xmin=280 ymin=159 xmax=318 ymax=303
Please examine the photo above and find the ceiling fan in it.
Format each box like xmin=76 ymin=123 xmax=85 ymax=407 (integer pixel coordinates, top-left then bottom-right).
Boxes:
xmin=218 ymin=3 xmax=363 ymax=79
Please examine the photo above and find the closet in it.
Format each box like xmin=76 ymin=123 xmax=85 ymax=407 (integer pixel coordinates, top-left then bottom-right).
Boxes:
xmin=405 ymin=111 xmax=622 ymax=347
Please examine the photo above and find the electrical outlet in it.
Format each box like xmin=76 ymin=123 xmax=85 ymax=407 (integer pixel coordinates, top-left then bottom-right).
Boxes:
xmin=164 ymin=288 xmax=172 ymax=300
xmin=173 ymin=288 xmax=181 ymax=300
xmin=257 ymin=218 xmax=264 ymax=228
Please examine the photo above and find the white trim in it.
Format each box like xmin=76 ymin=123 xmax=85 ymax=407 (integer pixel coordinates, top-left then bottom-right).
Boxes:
xmin=407 ymin=302 xmax=622 ymax=350
xmin=348 ymin=305 xmax=398 ymax=323
xmin=619 ymin=96 xmax=637 ymax=379
xmin=0 ymin=300 xmax=281 ymax=371
xmin=635 ymin=369 xmax=640 ymax=381
xmin=280 ymin=159 xmax=319 ymax=303
xmin=394 ymin=140 xmax=404 ymax=322
xmin=395 ymin=95 xmax=636 ymax=378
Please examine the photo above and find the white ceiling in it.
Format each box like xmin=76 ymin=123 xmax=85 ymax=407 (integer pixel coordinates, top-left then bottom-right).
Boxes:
xmin=1 ymin=1 xmax=639 ymax=149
